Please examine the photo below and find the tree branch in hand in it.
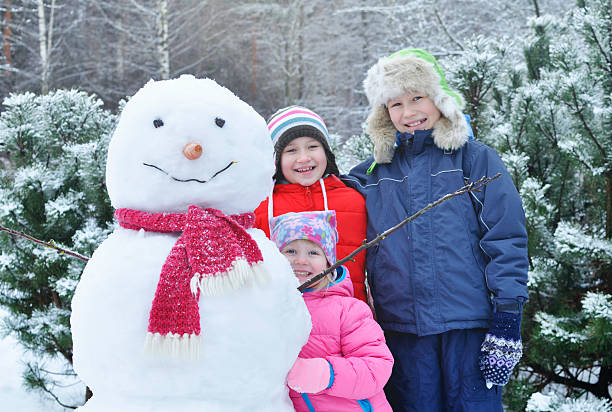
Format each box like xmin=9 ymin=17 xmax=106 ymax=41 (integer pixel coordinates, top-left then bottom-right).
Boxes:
xmin=298 ymin=174 xmax=501 ymax=292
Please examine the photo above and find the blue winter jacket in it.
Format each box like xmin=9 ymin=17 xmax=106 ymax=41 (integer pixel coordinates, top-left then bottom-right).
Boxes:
xmin=343 ymin=129 xmax=528 ymax=336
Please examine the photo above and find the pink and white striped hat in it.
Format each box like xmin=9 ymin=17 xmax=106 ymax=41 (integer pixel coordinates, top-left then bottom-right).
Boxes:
xmin=266 ymin=105 xmax=339 ymax=180
xmin=267 ymin=105 xmax=331 ymax=148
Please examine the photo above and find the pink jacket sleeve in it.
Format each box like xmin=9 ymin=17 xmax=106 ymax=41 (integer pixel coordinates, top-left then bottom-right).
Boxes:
xmin=323 ymin=300 xmax=394 ymax=399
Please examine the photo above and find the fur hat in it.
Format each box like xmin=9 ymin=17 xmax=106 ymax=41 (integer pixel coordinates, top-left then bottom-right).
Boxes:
xmin=363 ymin=48 xmax=468 ymax=163
xmin=267 ymin=106 xmax=339 ymax=181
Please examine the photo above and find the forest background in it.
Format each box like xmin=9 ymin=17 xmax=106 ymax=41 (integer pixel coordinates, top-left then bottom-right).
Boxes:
xmin=0 ymin=0 xmax=610 ymax=411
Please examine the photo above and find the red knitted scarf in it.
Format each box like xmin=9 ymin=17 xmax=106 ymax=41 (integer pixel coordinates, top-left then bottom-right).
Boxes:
xmin=115 ymin=205 xmax=265 ymax=356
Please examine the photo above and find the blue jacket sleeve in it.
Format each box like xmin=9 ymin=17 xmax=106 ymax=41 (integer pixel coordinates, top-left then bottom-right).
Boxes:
xmin=467 ymin=144 xmax=529 ymax=312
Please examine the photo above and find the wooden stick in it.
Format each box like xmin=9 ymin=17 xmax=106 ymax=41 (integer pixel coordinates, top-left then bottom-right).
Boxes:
xmin=298 ymin=174 xmax=501 ymax=291
xmin=0 ymin=173 xmax=501 ymax=281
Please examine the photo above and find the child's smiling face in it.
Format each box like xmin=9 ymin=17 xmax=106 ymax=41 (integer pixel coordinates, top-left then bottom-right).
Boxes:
xmin=281 ymin=239 xmax=329 ymax=284
xmin=387 ymin=92 xmax=441 ymax=134
xmin=280 ymin=136 xmax=327 ymax=186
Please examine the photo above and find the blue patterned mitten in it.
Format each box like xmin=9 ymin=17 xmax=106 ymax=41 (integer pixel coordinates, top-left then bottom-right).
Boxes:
xmin=479 ymin=311 xmax=523 ymax=387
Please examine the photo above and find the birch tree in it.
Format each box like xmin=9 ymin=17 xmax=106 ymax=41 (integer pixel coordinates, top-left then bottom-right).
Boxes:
xmin=155 ymin=0 xmax=169 ymax=80
xmin=36 ymin=0 xmax=54 ymax=94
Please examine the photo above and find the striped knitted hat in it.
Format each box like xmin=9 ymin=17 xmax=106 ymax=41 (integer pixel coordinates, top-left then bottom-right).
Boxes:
xmin=267 ymin=106 xmax=339 ymax=181
xmin=268 ymin=106 xmax=330 ymax=147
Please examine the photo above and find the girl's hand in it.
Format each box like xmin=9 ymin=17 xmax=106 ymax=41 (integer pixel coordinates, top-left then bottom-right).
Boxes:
xmin=286 ymin=357 xmax=333 ymax=394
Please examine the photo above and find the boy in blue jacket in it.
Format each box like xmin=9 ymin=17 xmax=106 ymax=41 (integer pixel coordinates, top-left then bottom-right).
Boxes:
xmin=343 ymin=49 xmax=529 ymax=412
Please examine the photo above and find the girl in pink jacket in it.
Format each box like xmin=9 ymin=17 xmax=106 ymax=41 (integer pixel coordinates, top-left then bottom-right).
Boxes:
xmin=270 ymin=210 xmax=393 ymax=412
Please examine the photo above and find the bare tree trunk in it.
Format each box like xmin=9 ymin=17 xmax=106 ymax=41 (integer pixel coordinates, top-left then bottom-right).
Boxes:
xmin=284 ymin=39 xmax=290 ymax=103
xmin=37 ymin=0 xmax=48 ymax=93
xmin=607 ymin=174 xmax=612 ymax=239
xmin=532 ymin=0 xmax=541 ymax=17
xmin=117 ymin=6 xmax=126 ymax=83
xmin=37 ymin=0 xmax=54 ymax=94
xmin=296 ymin=3 xmax=304 ymax=100
xmin=3 ymin=0 xmax=11 ymax=67
xmin=251 ymin=33 xmax=257 ymax=96
xmin=359 ymin=3 xmax=370 ymax=107
xmin=156 ymin=0 xmax=169 ymax=79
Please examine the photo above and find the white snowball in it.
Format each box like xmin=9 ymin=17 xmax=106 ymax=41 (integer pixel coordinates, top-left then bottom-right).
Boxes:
xmin=105 ymin=75 xmax=275 ymax=214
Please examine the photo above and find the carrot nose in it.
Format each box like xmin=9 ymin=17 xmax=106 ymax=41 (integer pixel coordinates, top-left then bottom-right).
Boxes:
xmin=183 ymin=142 xmax=202 ymax=160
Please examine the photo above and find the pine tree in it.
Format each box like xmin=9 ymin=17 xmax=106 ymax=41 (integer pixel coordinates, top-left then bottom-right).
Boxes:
xmin=445 ymin=0 xmax=611 ymax=408
xmin=335 ymin=1 xmax=611 ymax=409
xmin=520 ymin=0 xmax=612 ymax=405
xmin=0 ymin=89 xmax=116 ymax=407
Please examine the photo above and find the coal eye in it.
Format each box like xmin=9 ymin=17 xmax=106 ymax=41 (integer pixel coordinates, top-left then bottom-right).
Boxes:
xmin=215 ymin=117 xmax=225 ymax=128
xmin=153 ymin=119 xmax=164 ymax=128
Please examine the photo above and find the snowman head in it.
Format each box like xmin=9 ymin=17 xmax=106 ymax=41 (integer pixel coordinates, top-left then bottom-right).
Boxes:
xmin=105 ymin=76 xmax=274 ymax=214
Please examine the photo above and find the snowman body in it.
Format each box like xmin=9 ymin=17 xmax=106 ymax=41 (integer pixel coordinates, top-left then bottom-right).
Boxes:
xmin=70 ymin=76 xmax=311 ymax=411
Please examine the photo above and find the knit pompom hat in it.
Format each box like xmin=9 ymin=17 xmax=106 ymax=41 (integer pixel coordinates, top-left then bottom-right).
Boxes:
xmin=267 ymin=106 xmax=339 ymax=181
xmin=270 ymin=210 xmax=338 ymax=266
xmin=363 ymin=48 xmax=469 ymax=163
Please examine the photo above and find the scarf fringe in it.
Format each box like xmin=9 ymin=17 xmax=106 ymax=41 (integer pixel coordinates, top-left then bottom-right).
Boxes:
xmin=190 ymin=259 xmax=268 ymax=296
xmin=144 ymin=332 xmax=202 ymax=359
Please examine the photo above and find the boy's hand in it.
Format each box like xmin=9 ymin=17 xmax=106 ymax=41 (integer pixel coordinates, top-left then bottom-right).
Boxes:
xmin=479 ymin=311 xmax=523 ymax=387
xmin=287 ymin=357 xmax=332 ymax=394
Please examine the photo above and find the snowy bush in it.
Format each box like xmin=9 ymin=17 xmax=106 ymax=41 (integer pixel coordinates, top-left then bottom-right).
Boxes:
xmin=526 ymin=392 xmax=612 ymax=412
xmin=445 ymin=0 xmax=612 ymax=408
xmin=330 ymin=131 xmax=373 ymax=174
xmin=0 ymin=89 xmax=117 ymax=407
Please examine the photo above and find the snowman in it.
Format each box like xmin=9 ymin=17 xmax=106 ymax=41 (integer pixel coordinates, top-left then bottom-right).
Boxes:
xmin=70 ymin=75 xmax=311 ymax=412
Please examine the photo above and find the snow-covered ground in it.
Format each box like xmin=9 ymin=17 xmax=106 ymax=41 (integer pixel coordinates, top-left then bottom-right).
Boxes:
xmin=0 ymin=309 xmax=79 ymax=411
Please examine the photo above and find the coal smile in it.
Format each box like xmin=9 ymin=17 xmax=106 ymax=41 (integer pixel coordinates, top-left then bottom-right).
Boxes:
xmin=142 ymin=161 xmax=235 ymax=183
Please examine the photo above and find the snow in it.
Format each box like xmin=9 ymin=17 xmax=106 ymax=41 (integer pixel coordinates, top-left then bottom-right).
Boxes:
xmin=0 ymin=188 xmax=19 ymax=218
xmin=71 ymin=218 xmax=112 ymax=251
xmin=0 ymin=250 xmax=14 ymax=269
xmin=70 ymin=76 xmax=311 ymax=411
xmin=527 ymin=257 xmax=556 ymax=288
xmin=527 ymin=392 xmax=555 ymax=411
xmin=13 ymin=164 xmax=64 ymax=193
xmin=534 ymin=312 xmax=586 ymax=344
xmin=1 ymin=91 xmax=37 ymax=107
xmin=0 ymin=309 xmax=73 ymax=412
xmin=45 ymin=191 xmax=84 ymax=219
xmin=581 ymin=292 xmax=612 ymax=320
xmin=526 ymin=391 xmax=612 ymax=412
xmin=554 ymin=221 xmax=612 ymax=259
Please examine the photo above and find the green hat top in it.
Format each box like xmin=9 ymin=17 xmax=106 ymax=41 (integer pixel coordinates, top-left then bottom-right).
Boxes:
xmin=388 ymin=48 xmax=462 ymax=107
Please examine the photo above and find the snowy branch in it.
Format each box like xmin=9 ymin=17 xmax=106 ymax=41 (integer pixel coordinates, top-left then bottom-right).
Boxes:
xmin=433 ymin=6 xmax=464 ymax=51
xmin=0 ymin=224 xmax=90 ymax=262
xmin=25 ymin=363 xmax=79 ymax=410
xmin=525 ymin=360 xmax=611 ymax=399
xmin=298 ymin=174 xmax=501 ymax=291
xmin=568 ymin=87 xmax=606 ymax=160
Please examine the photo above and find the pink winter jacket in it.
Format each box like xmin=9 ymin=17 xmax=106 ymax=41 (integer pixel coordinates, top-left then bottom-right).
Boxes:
xmin=290 ymin=267 xmax=393 ymax=412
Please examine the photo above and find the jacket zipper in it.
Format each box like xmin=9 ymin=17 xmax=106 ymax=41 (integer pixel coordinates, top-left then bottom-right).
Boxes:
xmin=304 ymin=186 xmax=314 ymax=208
